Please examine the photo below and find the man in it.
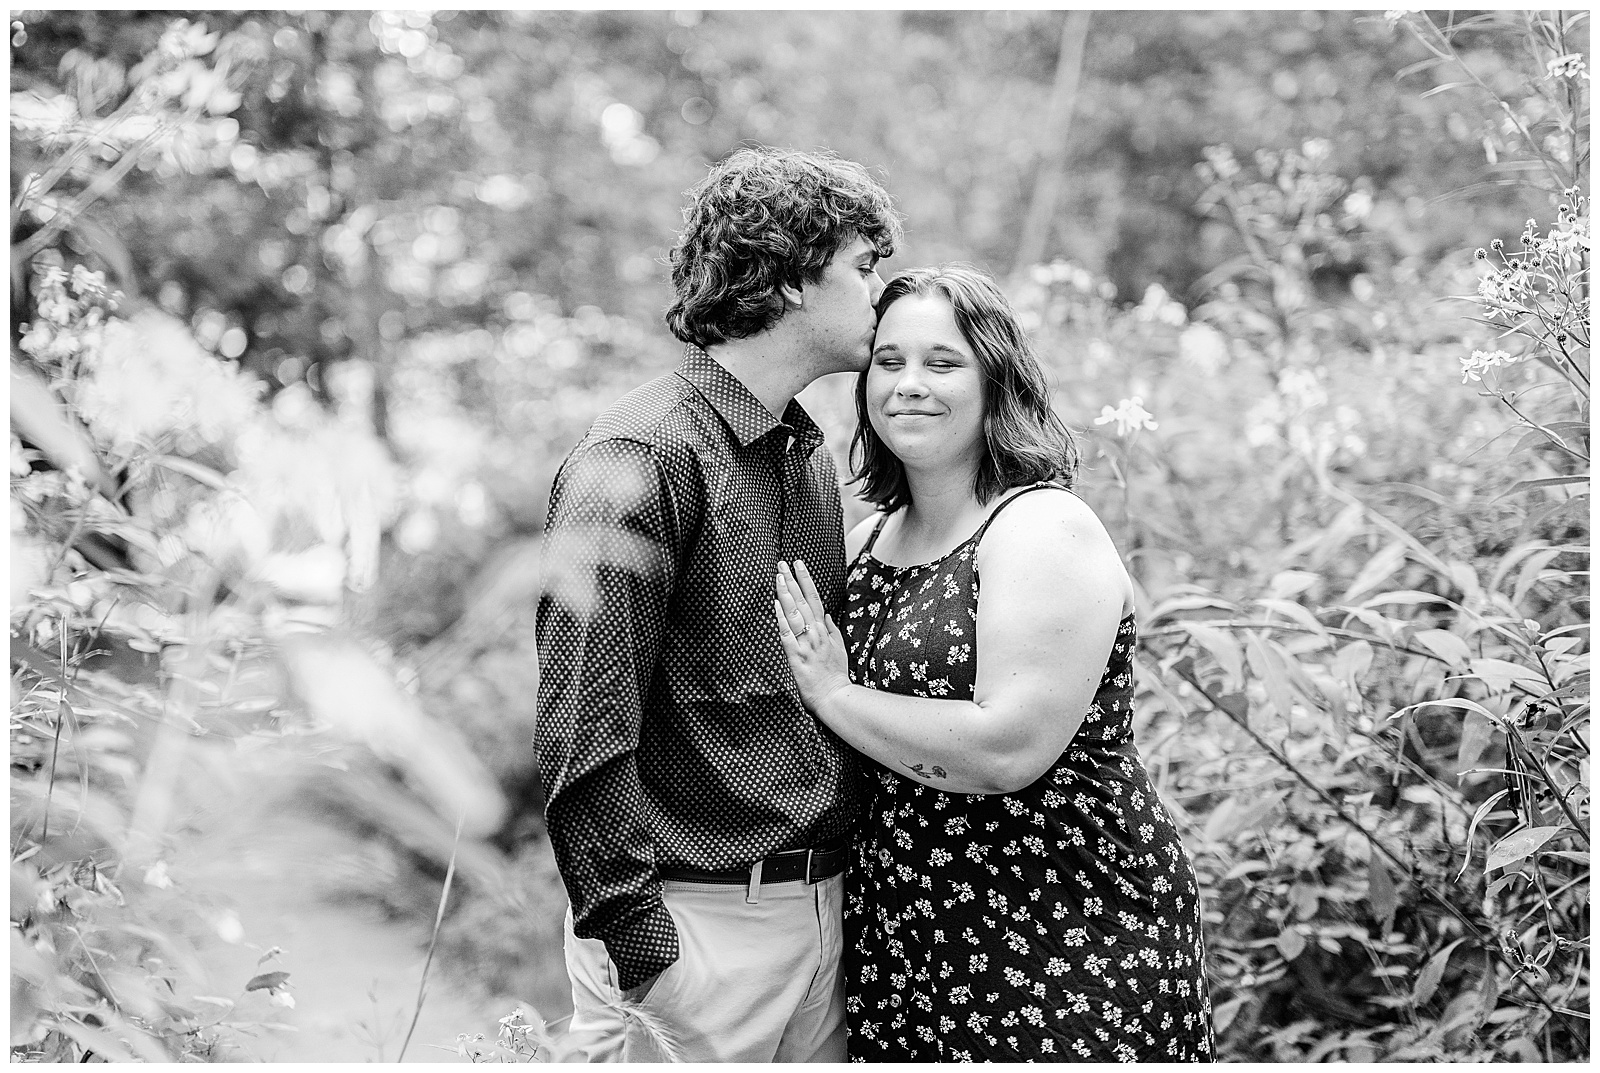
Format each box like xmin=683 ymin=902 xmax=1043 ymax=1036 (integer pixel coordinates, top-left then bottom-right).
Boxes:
xmin=535 ymin=146 xmax=901 ymax=1062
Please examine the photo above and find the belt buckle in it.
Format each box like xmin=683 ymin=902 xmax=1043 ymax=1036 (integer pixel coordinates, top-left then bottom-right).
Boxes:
xmin=745 ymin=858 xmax=763 ymax=904
xmin=804 ymin=848 xmax=816 ymax=885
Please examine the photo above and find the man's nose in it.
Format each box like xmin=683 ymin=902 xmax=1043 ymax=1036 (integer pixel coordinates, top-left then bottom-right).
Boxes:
xmin=869 ymin=271 xmax=886 ymax=304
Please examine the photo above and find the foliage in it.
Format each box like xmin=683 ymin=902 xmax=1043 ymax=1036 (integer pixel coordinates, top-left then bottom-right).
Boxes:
xmin=1018 ymin=10 xmax=1589 ymax=1060
xmin=8 ymin=7 xmax=1589 ymax=1063
xmin=9 ymin=18 xmax=512 ymax=1061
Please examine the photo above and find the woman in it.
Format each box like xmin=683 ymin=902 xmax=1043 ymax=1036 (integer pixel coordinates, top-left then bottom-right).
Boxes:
xmin=774 ymin=265 xmax=1212 ymax=1062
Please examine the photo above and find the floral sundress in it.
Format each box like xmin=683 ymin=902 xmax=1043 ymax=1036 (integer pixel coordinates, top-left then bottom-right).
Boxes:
xmin=841 ymin=485 xmax=1213 ymax=1062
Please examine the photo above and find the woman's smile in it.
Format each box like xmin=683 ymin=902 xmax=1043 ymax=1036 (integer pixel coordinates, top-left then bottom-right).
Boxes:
xmin=867 ymin=294 xmax=985 ymax=462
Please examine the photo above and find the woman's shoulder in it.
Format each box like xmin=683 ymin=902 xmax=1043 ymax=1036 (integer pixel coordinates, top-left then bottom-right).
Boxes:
xmin=977 ymin=485 xmax=1121 ymax=566
xmin=986 ymin=483 xmax=1104 ymax=535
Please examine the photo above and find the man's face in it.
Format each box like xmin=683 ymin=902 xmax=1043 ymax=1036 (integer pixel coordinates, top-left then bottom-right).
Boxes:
xmin=795 ymin=235 xmax=886 ymax=375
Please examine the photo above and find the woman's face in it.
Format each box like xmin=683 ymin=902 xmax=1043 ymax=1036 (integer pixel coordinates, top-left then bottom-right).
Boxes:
xmin=866 ymin=293 xmax=987 ymax=474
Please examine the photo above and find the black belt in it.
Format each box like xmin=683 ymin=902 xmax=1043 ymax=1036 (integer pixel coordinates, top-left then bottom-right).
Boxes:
xmin=661 ymin=844 xmax=849 ymax=902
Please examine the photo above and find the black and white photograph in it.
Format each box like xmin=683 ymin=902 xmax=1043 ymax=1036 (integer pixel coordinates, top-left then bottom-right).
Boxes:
xmin=8 ymin=7 xmax=1589 ymax=1062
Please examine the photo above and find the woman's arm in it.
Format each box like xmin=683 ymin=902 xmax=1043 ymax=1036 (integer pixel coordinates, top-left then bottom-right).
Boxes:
xmin=776 ymin=490 xmax=1129 ymax=795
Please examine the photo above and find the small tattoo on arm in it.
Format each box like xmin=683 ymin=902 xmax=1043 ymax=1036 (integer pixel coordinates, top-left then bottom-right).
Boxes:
xmin=903 ymin=761 xmax=947 ymax=780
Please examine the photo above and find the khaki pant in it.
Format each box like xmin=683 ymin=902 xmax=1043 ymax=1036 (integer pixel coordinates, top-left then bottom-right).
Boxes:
xmin=562 ymin=874 xmax=846 ymax=1062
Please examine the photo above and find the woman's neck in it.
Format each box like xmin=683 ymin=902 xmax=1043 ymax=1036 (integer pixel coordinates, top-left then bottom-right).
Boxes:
xmin=896 ymin=461 xmax=986 ymax=552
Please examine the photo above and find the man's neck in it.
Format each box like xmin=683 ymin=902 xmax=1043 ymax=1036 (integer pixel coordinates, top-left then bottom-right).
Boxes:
xmin=703 ymin=335 xmax=813 ymax=422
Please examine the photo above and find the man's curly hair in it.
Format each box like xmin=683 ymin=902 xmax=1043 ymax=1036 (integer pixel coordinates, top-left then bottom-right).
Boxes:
xmin=665 ymin=146 xmax=902 ymax=347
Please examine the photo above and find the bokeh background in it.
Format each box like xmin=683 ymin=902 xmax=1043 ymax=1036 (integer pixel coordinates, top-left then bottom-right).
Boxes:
xmin=9 ymin=9 xmax=1588 ymax=1063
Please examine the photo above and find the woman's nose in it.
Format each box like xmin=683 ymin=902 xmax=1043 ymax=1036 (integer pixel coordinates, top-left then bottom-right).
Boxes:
xmin=895 ymin=368 xmax=927 ymax=397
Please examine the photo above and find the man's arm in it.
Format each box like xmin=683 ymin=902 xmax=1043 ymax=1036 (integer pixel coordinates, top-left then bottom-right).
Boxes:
xmin=535 ymin=437 xmax=683 ymax=991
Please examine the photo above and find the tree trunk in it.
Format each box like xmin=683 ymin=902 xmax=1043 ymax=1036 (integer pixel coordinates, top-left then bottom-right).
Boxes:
xmin=1013 ymin=11 xmax=1092 ymax=276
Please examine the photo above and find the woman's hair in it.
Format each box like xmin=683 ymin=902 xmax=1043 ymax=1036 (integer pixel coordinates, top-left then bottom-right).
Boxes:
xmin=665 ymin=146 xmax=902 ymax=347
xmin=851 ymin=264 xmax=1080 ymax=510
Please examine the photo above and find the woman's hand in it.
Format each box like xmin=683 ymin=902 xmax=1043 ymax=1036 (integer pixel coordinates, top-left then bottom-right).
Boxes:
xmin=774 ymin=559 xmax=852 ymax=718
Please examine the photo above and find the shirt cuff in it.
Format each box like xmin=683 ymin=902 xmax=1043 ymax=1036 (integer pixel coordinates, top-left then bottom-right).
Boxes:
xmin=604 ymin=899 xmax=680 ymax=992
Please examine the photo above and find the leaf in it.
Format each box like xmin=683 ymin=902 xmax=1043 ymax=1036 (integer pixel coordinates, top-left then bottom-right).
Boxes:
xmin=1509 ymin=424 xmax=1589 ymax=457
xmin=1490 ymin=540 xmax=1554 ymax=594
xmin=1266 ymin=570 xmax=1319 ymax=599
xmin=1456 ymin=709 xmax=1496 ymax=773
xmin=1459 ymin=793 xmax=1504 ymax=876
xmin=150 ymin=453 xmax=230 ymax=490
xmin=1254 ymin=597 xmax=1331 ymax=641
xmin=1398 ymin=696 xmax=1503 ymax=727
xmin=1412 ymin=628 xmax=1472 ymax=668
xmin=1331 ymin=640 xmax=1373 ymax=683
xmin=1134 ymin=655 xmax=1190 ymax=719
xmin=1467 ymin=657 xmax=1548 ymax=694
xmin=1211 ymin=996 xmax=1245 ymax=1035
xmin=9 ymin=356 xmax=116 ymax=497
xmin=1151 ymin=592 xmax=1238 ymax=618
xmin=1362 ymin=590 xmax=1454 ymax=608
xmin=1204 ymin=788 xmax=1288 ymax=842
xmin=1245 ymin=634 xmax=1297 ymax=720
xmin=1331 ymin=605 xmax=1401 ymax=643
xmin=1367 ymin=856 xmax=1398 ymax=935
xmin=244 ymin=971 xmax=290 ymax=992
xmin=1485 ymin=826 xmax=1565 ymax=872
xmin=1412 ymin=938 xmax=1467 ymax=1007
xmin=1180 ymin=622 xmax=1245 ymax=689
xmin=1512 ymin=547 xmax=1568 ymax=608
xmin=1501 ymin=474 xmax=1589 ymax=497
xmin=1276 ymin=927 xmax=1306 ymax=961
xmin=1342 ymin=541 xmax=1408 ymax=603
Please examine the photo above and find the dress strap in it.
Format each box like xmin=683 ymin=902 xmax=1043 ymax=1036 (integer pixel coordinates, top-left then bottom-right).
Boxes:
xmin=861 ymin=511 xmax=891 ymax=555
xmin=971 ymin=481 xmax=1069 ymax=547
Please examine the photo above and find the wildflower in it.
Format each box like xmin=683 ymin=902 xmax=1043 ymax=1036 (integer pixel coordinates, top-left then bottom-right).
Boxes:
xmin=1546 ymin=54 xmax=1589 ymax=82
xmin=1459 ymin=349 xmax=1516 ymax=383
xmin=1094 ymin=397 xmax=1159 ymax=437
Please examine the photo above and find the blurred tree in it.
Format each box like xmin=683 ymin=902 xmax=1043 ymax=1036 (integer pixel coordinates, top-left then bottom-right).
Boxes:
xmin=10 ymin=7 xmax=1577 ymax=621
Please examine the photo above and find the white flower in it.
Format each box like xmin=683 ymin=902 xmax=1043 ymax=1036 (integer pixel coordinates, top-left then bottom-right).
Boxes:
xmin=214 ymin=910 xmax=244 ymax=944
xmin=143 ymin=861 xmax=175 ymax=889
xmin=1546 ymin=54 xmax=1589 ymax=82
xmin=1094 ymin=396 xmax=1158 ymax=437
xmin=1459 ymin=348 xmax=1517 ymax=383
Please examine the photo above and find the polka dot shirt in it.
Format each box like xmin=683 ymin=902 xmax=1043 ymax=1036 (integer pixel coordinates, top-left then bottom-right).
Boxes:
xmin=535 ymin=344 xmax=865 ymax=991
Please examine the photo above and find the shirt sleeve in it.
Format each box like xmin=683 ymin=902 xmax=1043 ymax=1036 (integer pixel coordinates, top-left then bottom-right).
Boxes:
xmin=534 ymin=436 xmax=683 ymax=991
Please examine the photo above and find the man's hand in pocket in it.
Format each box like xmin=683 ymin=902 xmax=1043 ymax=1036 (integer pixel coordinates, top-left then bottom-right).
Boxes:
xmin=622 ymin=970 xmax=662 ymax=1006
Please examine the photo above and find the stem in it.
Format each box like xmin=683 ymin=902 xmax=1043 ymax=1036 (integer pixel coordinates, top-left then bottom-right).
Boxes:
xmin=1506 ymin=726 xmax=1592 ymax=847
xmin=16 ymin=118 xmax=177 ymax=263
xmin=1406 ymin=15 xmax=1571 ymax=194
xmin=1170 ymin=661 xmax=1582 ymax=1032
xmin=397 ymin=813 xmax=464 ymax=1063
xmin=41 ymin=618 xmax=73 ymax=844
xmin=67 ymin=923 xmax=120 ymax=1010
xmin=1144 ymin=618 xmax=1454 ymax=665
xmin=1494 ymin=394 xmax=1589 ymax=464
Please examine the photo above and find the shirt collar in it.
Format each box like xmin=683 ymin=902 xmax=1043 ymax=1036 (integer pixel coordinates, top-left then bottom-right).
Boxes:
xmin=676 ymin=344 xmax=824 ymax=454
